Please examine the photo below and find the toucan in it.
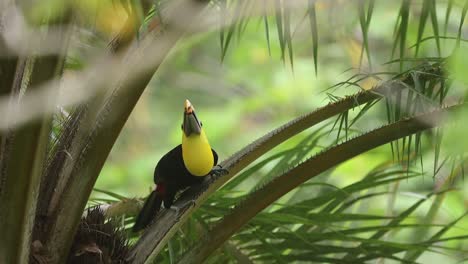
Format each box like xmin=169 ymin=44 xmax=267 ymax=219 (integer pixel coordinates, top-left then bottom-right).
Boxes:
xmin=133 ymin=99 xmax=223 ymax=232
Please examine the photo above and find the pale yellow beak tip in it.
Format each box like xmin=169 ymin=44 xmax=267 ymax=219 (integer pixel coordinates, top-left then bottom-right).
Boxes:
xmin=184 ymin=99 xmax=194 ymax=113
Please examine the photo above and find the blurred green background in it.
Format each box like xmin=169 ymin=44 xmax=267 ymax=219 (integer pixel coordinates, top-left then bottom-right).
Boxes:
xmin=94 ymin=1 xmax=468 ymax=194
xmin=93 ymin=2 xmax=467 ymax=259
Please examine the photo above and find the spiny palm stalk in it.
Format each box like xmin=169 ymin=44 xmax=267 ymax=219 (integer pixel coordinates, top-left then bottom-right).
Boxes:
xmin=0 ymin=1 xmax=466 ymax=264
xmin=68 ymin=208 xmax=129 ymax=264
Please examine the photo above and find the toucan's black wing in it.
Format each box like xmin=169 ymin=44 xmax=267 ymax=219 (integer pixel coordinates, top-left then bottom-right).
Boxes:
xmin=133 ymin=190 xmax=163 ymax=232
xmin=154 ymin=145 xmax=184 ymax=184
xmin=212 ymin=148 xmax=218 ymax=166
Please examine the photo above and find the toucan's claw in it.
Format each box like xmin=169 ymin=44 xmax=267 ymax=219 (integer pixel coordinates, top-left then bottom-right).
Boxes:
xmin=210 ymin=166 xmax=229 ymax=176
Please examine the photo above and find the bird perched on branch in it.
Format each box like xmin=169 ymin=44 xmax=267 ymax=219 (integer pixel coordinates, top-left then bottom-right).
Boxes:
xmin=133 ymin=99 xmax=225 ymax=232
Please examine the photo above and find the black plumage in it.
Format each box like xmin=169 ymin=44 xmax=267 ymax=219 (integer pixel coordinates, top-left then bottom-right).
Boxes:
xmin=133 ymin=145 xmax=218 ymax=232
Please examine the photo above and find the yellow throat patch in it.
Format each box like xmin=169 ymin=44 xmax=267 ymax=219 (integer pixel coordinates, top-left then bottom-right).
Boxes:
xmin=182 ymin=130 xmax=214 ymax=176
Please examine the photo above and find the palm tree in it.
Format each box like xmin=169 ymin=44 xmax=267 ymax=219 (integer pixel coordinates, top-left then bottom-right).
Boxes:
xmin=0 ymin=0 xmax=466 ymax=263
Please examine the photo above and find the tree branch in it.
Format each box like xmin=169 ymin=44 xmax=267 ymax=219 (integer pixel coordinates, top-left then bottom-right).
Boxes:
xmin=127 ymin=85 xmax=384 ymax=263
xmin=126 ymin=62 xmax=445 ymax=263
xmin=178 ymin=103 xmax=465 ymax=263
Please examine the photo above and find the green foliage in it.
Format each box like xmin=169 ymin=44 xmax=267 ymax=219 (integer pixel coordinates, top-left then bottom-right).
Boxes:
xmin=0 ymin=0 xmax=467 ymax=264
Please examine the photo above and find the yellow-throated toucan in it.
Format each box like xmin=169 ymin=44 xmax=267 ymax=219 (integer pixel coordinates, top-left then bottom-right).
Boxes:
xmin=133 ymin=99 xmax=223 ymax=232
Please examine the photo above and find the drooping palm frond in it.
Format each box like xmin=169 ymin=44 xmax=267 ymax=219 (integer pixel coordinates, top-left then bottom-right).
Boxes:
xmin=177 ymin=102 xmax=466 ymax=263
xmin=128 ymin=56 xmax=467 ymax=263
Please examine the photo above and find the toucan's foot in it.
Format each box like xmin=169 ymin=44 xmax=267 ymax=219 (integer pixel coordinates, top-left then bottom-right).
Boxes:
xmin=210 ymin=165 xmax=229 ymax=177
xmin=169 ymin=199 xmax=196 ymax=214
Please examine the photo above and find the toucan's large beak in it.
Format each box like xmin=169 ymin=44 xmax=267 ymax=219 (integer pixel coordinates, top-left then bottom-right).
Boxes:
xmin=183 ymin=99 xmax=202 ymax=136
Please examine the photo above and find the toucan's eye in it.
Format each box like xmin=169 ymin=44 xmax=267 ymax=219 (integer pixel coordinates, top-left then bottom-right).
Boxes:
xmin=200 ymin=122 xmax=203 ymax=127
